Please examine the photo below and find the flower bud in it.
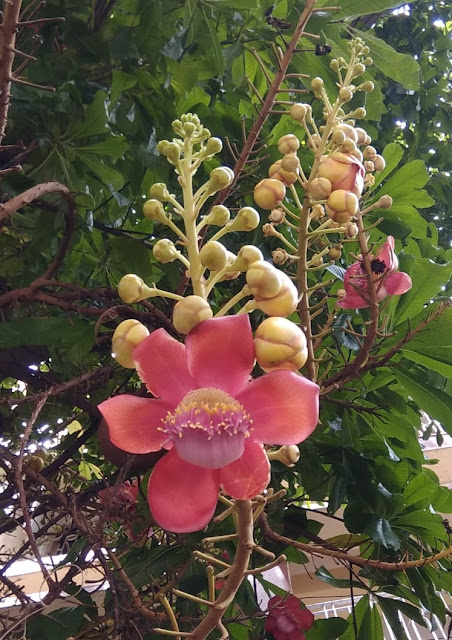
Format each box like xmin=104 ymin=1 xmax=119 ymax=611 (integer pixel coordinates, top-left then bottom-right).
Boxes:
xmin=162 ymin=142 xmax=181 ymax=164
xmin=326 ymin=190 xmax=359 ymax=224
xmin=269 ymin=159 xmax=298 ymax=185
xmin=143 ymin=199 xmax=167 ymax=223
xmin=153 ymin=238 xmax=179 ymax=263
xmin=272 ymin=248 xmax=289 ymax=265
xmin=229 ymin=206 xmax=260 ymax=232
xmin=311 ymin=204 xmax=325 ymax=219
xmin=233 ymin=245 xmax=263 ymax=271
xmin=310 ymin=254 xmax=324 ymax=267
xmin=377 ymin=195 xmax=393 ymax=209
xmin=307 ymin=133 xmax=321 ymax=150
xmin=281 ymin=153 xmax=300 ymax=173
xmin=254 ymin=179 xmax=286 ymax=210
xmin=278 ymin=134 xmax=300 ymax=154
xmin=360 ymin=81 xmax=374 ymax=93
xmin=112 ymin=320 xmax=150 ymax=368
xmin=318 ymin=152 xmax=365 ymax=196
xmin=350 ymin=148 xmax=363 ymax=162
xmin=149 ymin=183 xmax=170 ymax=201
xmin=118 ymin=274 xmax=153 ymax=303
xmin=328 ymin=245 xmax=342 ymax=261
xmin=309 ymin=177 xmax=332 ymax=200
xmin=247 ymin=260 xmax=282 ymax=298
xmin=263 ymin=223 xmax=280 ymax=238
xmin=268 ymin=445 xmax=301 ymax=467
xmin=373 ymin=155 xmax=386 ymax=171
xmin=342 ymin=138 xmax=357 ymax=153
xmin=199 ymin=241 xmax=228 ymax=271
xmin=290 ymin=103 xmax=308 ymax=120
xmin=217 ymin=252 xmax=241 ymax=281
xmin=353 ymin=63 xmax=366 ymax=77
xmin=364 ymin=145 xmax=377 ymax=160
xmin=311 ymin=77 xmax=324 ymax=91
xmin=364 ymin=160 xmax=375 ymax=172
xmin=205 ymin=137 xmax=223 ymax=156
xmin=363 ymin=57 xmax=373 ymax=66
xmin=352 ymin=107 xmax=366 ymax=119
xmin=267 ymin=209 xmax=285 ymax=225
xmin=335 ymin=123 xmax=358 ymax=143
xmin=207 ymin=167 xmax=235 ymax=193
xmin=172 ymin=296 xmax=213 ymax=334
xmin=354 ymin=127 xmax=368 ymax=145
xmin=339 ymin=87 xmax=354 ymax=102
xmin=254 ymin=317 xmax=308 ymax=373
xmin=205 ymin=205 xmax=230 ymax=226
xmin=330 ymin=59 xmax=340 ymax=72
xmin=254 ymin=271 xmax=298 ymax=317
xmin=346 ymin=222 xmax=359 ymax=238
xmin=332 ymin=128 xmax=347 ymax=145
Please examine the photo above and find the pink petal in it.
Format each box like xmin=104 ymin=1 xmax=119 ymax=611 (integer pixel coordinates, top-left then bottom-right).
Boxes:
xmin=147 ymin=450 xmax=220 ymax=532
xmin=338 ymin=293 xmax=369 ymax=309
xmin=133 ymin=329 xmax=195 ymax=404
xmin=174 ymin=430 xmax=245 ymax=469
xmin=186 ymin=316 xmax=255 ymax=395
xmin=237 ymin=371 xmax=319 ymax=445
xmin=377 ymin=236 xmax=398 ymax=272
xmin=220 ymin=441 xmax=270 ymax=499
xmin=99 ymin=395 xmax=171 ymax=454
xmin=385 ymin=271 xmax=412 ymax=295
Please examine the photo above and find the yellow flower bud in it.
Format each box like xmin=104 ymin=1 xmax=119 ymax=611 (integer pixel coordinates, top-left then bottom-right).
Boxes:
xmin=290 ymin=103 xmax=308 ymax=120
xmin=272 ymin=248 xmax=289 ymax=265
xmin=254 ymin=317 xmax=308 ymax=373
xmin=149 ymin=183 xmax=170 ymax=201
xmin=335 ymin=123 xmax=358 ymax=143
xmin=153 ymin=238 xmax=179 ymax=263
xmin=207 ymin=167 xmax=234 ymax=193
xmin=342 ymin=138 xmax=357 ymax=153
xmin=143 ymin=199 xmax=167 ymax=222
xmin=269 ymin=159 xmax=298 ymax=186
xmin=332 ymin=128 xmax=347 ymax=145
xmin=205 ymin=137 xmax=223 ymax=156
xmin=328 ymin=245 xmax=342 ymax=261
xmin=268 ymin=445 xmax=301 ymax=467
xmin=339 ymin=87 xmax=354 ymax=102
xmin=112 ymin=320 xmax=150 ymax=368
xmin=352 ymin=107 xmax=366 ymax=120
xmin=254 ymin=271 xmax=298 ymax=317
xmin=199 ymin=241 xmax=228 ymax=271
xmin=353 ymin=63 xmax=366 ymax=77
xmin=246 ymin=260 xmax=282 ymax=298
xmin=268 ymin=208 xmax=286 ymax=224
xmin=281 ymin=153 xmax=300 ymax=173
xmin=172 ymin=296 xmax=213 ymax=334
xmin=309 ymin=177 xmax=332 ymax=200
xmin=118 ymin=274 xmax=153 ymax=303
xmin=229 ymin=206 xmax=260 ymax=232
xmin=205 ymin=205 xmax=230 ymax=226
xmin=373 ymin=155 xmax=386 ymax=171
xmin=311 ymin=77 xmax=324 ymax=90
xmin=377 ymin=194 xmax=393 ymax=209
xmin=346 ymin=222 xmax=359 ymax=238
xmin=254 ymin=179 xmax=286 ymax=210
xmin=233 ymin=245 xmax=264 ymax=271
xmin=326 ymin=190 xmax=359 ymax=224
xmin=278 ymin=134 xmax=300 ymax=155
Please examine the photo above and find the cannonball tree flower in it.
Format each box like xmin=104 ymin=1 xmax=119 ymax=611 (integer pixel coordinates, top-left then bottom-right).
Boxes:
xmin=338 ymin=236 xmax=412 ymax=309
xmin=265 ymin=595 xmax=314 ymax=640
xmin=318 ymin=151 xmax=365 ymax=196
xmin=99 ymin=316 xmax=319 ymax=533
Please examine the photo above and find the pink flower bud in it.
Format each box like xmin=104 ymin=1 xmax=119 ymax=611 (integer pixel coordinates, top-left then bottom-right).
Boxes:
xmin=268 ymin=160 xmax=298 ymax=186
xmin=318 ymin=152 xmax=365 ymax=196
xmin=254 ymin=179 xmax=286 ymax=210
xmin=326 ymin=190 xmax=359 ymax=224
xmin=309 ymin=177 xmax=332 ymax=200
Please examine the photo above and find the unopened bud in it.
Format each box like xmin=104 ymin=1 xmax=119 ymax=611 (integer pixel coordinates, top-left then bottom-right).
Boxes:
xmin=310 ymin=254 xmax=324 ymax=267
xmin=290 ymin=103 xmax=308 ymax=120
xmin=205 ymin=205 xmax=230 ymax=226
xmin=332 ymin=129 xmax=347 ymax=145
xmin=153 ymin=238 xmax=179 ymax=263
xmin=233 ymin=245 xmax=263 ymax=271
xmin=352 ymin=107 xmax=366 ymax=120
xmin=205 ymin=137 xmax=223 ymax=156
xmin=308 ymin=133 xmax=321 ymax=150
xmin=112 ymin=320 xmax=150 ymax=368
xmin=143 ymin=199 xmax=167 ymax=222
xmin=364 ymin=160 xmax=375 ymax=172
xmin=309 ymin=177 xmax=332 ymax=200
xmin=268 ymin=445 xmax=301 ymax=467
xmin=354 ymin=127 xmax=368 ymax=145
xmin=254 ymin=317 xmax=308 ymax=373
xmin=363 ymin=57 xmax=373 ymax=66
xmin=254 ymin=179 xmax=286 ymax=210
xmin=363 ymin=145 xmax=377 ymax=160
xmin=326 ymin=190 xmax=359 ymax=224
xmin=162 ymin=142 xmax=181 ymax=164
xmin=229 ymin=206 xmax=260 ymax=231
xmin=373 ymin=155 xmax=386 ymax=171
xmin=207 ymin=167 xmax=235 ymax=194
xmin=149 ymin=183 xmax=170 ymax=201
xmin=377 ymin=195 xmax=393 ymax=209
xmin=278 ymin=134 xmax=300 ymax=154
xmin=254 ymin=271 xmax=298 ymax=317
xmin=269 ymin=159 xmax=298 ymax=185
xmin=118 ymin=274 xmax=153 ymax=303
xmin=272 ymin=248 xmax=289 ymax=265
xmin=342 ymin=138 xmax=357 ymax=153
xmin=335 ymin=123 xmax=358 ymax=143
xmin=330 ymin=59 xmax=340 ymax=72
xmin=262 ymin=223 xmax=279 ymax=238
xmin=311 ymin=77 xmax=324 ymax=90
xmin=328 ymin=245 xmax=342 ymax=261
xmin=281 ymin=153 xmax=300 ymax=174
xmin=360 ymin=81 xmax=374 ymax=93
xmin=218 ymin=252 xmax=241 ymax=281
xmin=353 ymin=63 xmax=366 ymax=77
xmin=246 ymin=260 xmax=282 ymax=298
xmin=339 ymin=87 xmax=354 ymax=102
xmin=172 ymin=296 xmax=213 ymax=334
xmin=311 ymin=204 xmax=325 ymax=219
xmin=346 ymin=222 xmax=359 ymax=238
xmin=199 ymin=241 xmax=228 ymax=271
xmin=268 ymin=208 xmax=285 ymax=224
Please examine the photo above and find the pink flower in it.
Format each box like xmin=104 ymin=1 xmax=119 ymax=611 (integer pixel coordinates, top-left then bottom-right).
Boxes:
xmin=338 ymin=236 xmax=412 ymax=309
xmin=99 ymin=315 xmax=319 ymax=533
xmin=318 ymin=152 xmax=365 ymax=196
xmin=265 ymin=595 xmax=314 ymax=640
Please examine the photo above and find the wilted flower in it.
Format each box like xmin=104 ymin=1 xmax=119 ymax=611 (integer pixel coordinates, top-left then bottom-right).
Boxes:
xmin=99 ymin=316 xmax=319 ymax=533
xmin=265 ymin=595 xmax=315 ymax=640
xmin=338 ymin=236 xmax=412 ymax=309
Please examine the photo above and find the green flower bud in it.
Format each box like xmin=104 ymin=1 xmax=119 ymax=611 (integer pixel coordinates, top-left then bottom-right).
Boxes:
xmin=156 ymin=140 xmax=170 ymax=154
xmin=311 ymin=77 xmax=324 ymax=90
xmin=329 ymin=59 xmax=340 ymax=72
xmin=339 ymin=87 xmax=354 ymax=102
xmin=204 ymin=205 xmax=230 ymax=226
xmin=143 ymin=199 xmax=167 ymax=223
xmin=228 ymin=206 xmax=260 ymax=232
xmin=153 ymin=238 xmax=179 ymax=263
xmin=149 ymin=183 xmax=170 ymax=201
xmin=207 ymin=167 xmax=235 ymax=194
xmin=353 ymin=63 xmax=366 ymax=77
xmin=163 ymin=142 xmax=181 ymax=164
xmin=199 ymin=241 xmax=228 ymax=271
xmin=360 ymin=81 xmax=375 ymax=93
xmin=363 ymin=57 xmax=373 ymax=66
xmin=233 ymin=245 xmax=264 ymax=271
xmin=352 ymin=107 xmax=366 ymax=119
xmin=205 ymin=137 xmax=223 ymax=156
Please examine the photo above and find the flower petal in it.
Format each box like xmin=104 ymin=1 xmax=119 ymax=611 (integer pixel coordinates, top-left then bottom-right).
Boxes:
xmin=174 ymin=430 xmax=245 ymax=469
xmin=385 ymin=271 xmax=412 ymax=295
xmin=220 ymin=441 xmax=270 ymax=499
xmin=133 ymin=329 xmax=194 ymax=404
xmin=186 ymin=315 xmax=255 ymax=394
xmin=99 ymin=395 xmax=171 ymax=453
xmin=338 ymin=293 xmax=369 ymax=309
xmin=237 ymin=371 xmax=319 ymax=445
xmin=377 ymin=235 xmax=398 ymax=272
xmin=148 ymin=450 xmax=219 ymax=532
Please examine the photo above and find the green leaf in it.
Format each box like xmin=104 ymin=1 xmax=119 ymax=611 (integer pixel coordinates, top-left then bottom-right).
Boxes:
xmin=393 ymin=258 xmax=451 ymax=325
xmin=66 ymin=91 xmax=109 ymax=140
xmin=319 ymin=0 xmax=418 ymax=19
xmin=401 ymin=347 xmax=452 ymax=378
xmin=369 ymin=143 xmax=404 ymax=192
xmin=350 ymin=28 xmax=420 ymax=90
xmin=377 ymin=160 xmax=429 ymax=198
xmin=76 ymin=151 xmax=124 ymax=190
xmin=363 ymin=515 xmax=401 ymax=551
xmin=394 ymin=367 xmax=452 ymax=434
xmin=306 ymin=617 xmax=348 ymax=640
xmin=315 ymin=566 xmax=363 ymax=590
xmin=359 ymin=603 xmax=384 ymax=640
xmin=377 ymin=597 xmax=409 ymax=640
xmin=110 ymin=70 xmax=138 ymax=104
xmin=394 ymin=510 xmax=448 ymax=542
xmin=76 ymin=137 xmax=129 ymax=158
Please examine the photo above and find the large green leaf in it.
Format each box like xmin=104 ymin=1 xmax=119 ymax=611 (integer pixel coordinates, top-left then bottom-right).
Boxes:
xmin=377 ymin=597 xmax=409 ymax=640
xmin=401 ymin=347 xmax=452 ymax=378
xmin=359 ymin=603 xmax=384 ymax=640
xmin=66 ymin=91 xmax=110 ymax=140
xmin=318 ymin=0 xmax=418 ymax=19
xmin=377 ymin=159 xmax=429 ymax=198
xmin=369 ymin=143 xmax=404 ymax=193
xmin=394 ymin=367 xmax=452 ymax=435
xmin=306 ymin=617 xmax=348 ymax=640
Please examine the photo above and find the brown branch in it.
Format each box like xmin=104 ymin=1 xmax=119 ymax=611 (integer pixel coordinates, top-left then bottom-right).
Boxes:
xmin=0 ymin=0 xmax=23 ymax=144
xmin=259 ymin=513 xmax=452 ymax=571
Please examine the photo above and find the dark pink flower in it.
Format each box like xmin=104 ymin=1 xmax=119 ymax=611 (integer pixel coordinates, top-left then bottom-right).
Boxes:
xmin=338 ymin=236 xmax=412 ymax=309
xmin=265 ymin=595 xmax=314 ymax=640
xmin=99 ymin=315 xmax=319 ymax=533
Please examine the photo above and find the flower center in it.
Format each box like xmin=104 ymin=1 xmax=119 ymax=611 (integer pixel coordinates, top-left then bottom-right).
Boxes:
xmin=160 ymin=388 xmax=253 ymax=469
